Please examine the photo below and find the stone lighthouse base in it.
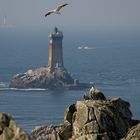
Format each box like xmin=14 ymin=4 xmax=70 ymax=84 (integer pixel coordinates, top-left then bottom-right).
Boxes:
xmin=9 ymin=66 xmax=92 ymax=90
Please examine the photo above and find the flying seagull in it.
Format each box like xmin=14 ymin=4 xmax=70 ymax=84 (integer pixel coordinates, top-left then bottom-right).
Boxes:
xmin=45 ymin=3 xmax=68 ymax=17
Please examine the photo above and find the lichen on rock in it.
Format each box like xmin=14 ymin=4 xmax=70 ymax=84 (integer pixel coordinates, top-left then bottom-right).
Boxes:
xmin=122 ymin=123 xmax=140 ymax=140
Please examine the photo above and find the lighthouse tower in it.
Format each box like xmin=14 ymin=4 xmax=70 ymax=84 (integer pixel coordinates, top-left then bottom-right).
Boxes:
xmin=48 ymin=27 xmax=64 ymax=70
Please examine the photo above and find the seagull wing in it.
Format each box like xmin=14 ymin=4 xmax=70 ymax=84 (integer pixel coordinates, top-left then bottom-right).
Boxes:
xmin=45 ymin=11 xmax=54 ymax=17
xmin=56 ymin=3 xmax=68 ymax=12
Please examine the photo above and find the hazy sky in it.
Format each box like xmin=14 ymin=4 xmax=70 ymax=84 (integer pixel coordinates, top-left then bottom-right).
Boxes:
xmin=0 ymin=0 xmax=140 ymax=30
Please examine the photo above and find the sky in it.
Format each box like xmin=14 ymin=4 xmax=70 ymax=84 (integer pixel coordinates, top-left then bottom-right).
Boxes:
xmin=0 ymin=0 xmax=140 ymax=31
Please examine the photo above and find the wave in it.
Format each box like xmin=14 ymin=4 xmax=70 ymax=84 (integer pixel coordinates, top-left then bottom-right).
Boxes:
xmin=0 ymin=87 xmax=48 ymax=91
xmin=0 ymin=82 xmax=9 ymax=88
xmin=0 ymin=82 xmax=48 ymax=91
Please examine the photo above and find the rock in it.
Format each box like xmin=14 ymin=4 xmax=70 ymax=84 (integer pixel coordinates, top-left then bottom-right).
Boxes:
xmin=71 ymin=100 xmax=118 ymax=139
xmin=65 ymin=87 xmax=139 ymax=139
xmin=31 ymin=121 xmax=72 ymax=140
xmin=111 ymin=97 xmax=132 ymax=120
xmin=31 ymin=125 xmax=61 ymax=140
xmin=64 ymin=104 xmax=76 ymax=124
xmin=10 ymin=67 xmax=75 ymax=89
xmin=0 ymin=112 xmax=30 ymax=140
xmin=84 ymin=86 xmax=106 ymax=100
xmin=122 ymin=123 xmax=140 ymax=140
xmin=31 ymin=87 xmax=139 ymax=140
xmin=10 ymin=66 xmax=93 ymax=90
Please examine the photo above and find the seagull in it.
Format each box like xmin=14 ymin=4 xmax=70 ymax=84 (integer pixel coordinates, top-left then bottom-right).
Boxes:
xmin=45 ymin=3 xmax=68 ymax=17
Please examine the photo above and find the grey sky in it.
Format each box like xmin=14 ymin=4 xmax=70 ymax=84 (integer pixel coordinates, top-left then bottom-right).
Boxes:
xmin=0 ymin=0 xmax=140 ymax=30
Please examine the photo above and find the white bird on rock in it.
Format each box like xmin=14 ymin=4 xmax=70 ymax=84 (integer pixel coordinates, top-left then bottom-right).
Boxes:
xmin=45 ymin=3 xmax=68 ymax=17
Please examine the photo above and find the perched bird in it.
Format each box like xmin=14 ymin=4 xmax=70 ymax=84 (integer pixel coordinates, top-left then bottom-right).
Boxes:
xmin=45 ymin=3 xmax=68 ymax=17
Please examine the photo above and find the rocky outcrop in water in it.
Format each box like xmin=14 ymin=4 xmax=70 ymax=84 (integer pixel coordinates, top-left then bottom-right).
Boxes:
xmin=31 ymin=87 xmax=140 ymax=140
xmin=9 ymin=67 xmax=75 ymax=89
xmin=0 ymin=112 xmax=30 ymax=140
xmin=10 ymin=67 xmax=92 ymax=90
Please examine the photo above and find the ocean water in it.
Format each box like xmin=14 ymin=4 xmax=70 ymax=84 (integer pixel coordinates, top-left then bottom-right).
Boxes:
xmin=0 ymin=28 xmax=140 ymax=132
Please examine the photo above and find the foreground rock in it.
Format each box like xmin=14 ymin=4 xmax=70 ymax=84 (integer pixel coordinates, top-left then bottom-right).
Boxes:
xmin=0 ymin=112 xmax=30 ymax=140
xmin=31 ymin=87 xmax=140 ymax=140
xmin=1 ymin=88 xmax=139 ymax=140
xmin=9 ymin=67 xmax=92 ymax=90
xmin=31 ymin=121 xmax=72 ymax=140
xmin=122 ymin=123 xmax=140 ymax=140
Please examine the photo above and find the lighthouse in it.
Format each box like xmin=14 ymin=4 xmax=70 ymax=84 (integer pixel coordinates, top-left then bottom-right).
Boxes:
xmin=10 ymin=27 xmax=93 ymax=89
xmin=48 ymin=27 xmax=64 ymax=70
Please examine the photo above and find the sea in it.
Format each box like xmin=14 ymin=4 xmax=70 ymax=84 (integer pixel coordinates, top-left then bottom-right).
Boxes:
xmin=0 ymin=28 xmax=140 ymax=133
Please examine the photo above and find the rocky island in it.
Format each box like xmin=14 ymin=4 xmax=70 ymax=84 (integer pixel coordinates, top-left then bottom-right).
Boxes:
xmin=9 ymin=27 xmax=92 ymax=90
xmin=0 ymin=87 xmax=140 ymax=140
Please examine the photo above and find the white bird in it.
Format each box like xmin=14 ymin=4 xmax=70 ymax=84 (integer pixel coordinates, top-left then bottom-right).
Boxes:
xmin=45 ymin=3 xmax=68 ymax=17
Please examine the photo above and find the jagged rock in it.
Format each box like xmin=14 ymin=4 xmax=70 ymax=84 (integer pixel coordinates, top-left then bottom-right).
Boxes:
xmin=31 ymin=87 xmax=139 ymax=140
xmin=64 ymin=104 xmax=76 ymax=124
xmin=70 ymin=96 xmax=135 ymax=139
xmin=122 ymin=123 xmax=140 ymax=140
xmin=111 ymin=97 xmax=132 ymax=120
xmin=31 ymin=125 xmax=61 ymax=140
xmin=64 ymin=88 xmax=137 ymax=139
xmin=31 ymin=121 xmax=72 ymax=140
xmin=0 ymin=112 xmax=30 ymax=140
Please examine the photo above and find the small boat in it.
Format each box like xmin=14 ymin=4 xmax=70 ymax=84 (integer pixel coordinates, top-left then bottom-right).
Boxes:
xmin=84 ymin=46 xmax=96 ymax=50
xmin=78 ymin=46 xmax=83 ymax=49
